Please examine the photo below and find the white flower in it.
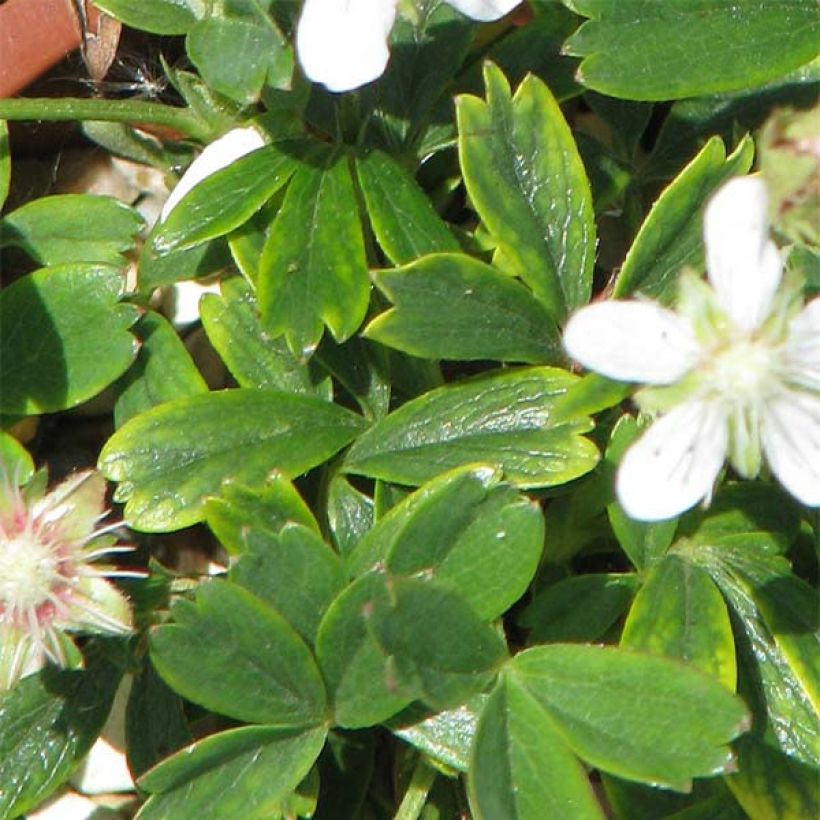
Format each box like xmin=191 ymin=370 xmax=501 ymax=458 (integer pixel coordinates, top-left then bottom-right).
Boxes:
xmin=0 ymin=469 xmax=136 ymax=690
xmin=160 ymin=126 xmax=266 ymax=222
xmin=296 ymin=0 xmax=521 ymax=93
xmin=563 ymin=176 xmax=820 ymax=521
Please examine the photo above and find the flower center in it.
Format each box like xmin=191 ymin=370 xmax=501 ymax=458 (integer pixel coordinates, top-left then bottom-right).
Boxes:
xmin=702 ymin=338 xmax=779 ymax=404
xmin=0 ymin=533 xmax=59 ymax=612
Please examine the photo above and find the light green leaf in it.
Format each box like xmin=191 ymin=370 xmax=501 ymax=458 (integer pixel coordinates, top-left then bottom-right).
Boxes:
xmin=0 ymin=194 xmax=142 ymax=266
xmin=457 ymin=63 xmax=594 ymax=318
xmin=150 ymin=580 xmax=326 ymax=726
xmin=366 ymin=253 xmax=562 ymax=363
xmin=259 ymin=154 xmax=370 ymax=357
xmin=511 ymin=644 xmax=749 ymax=791
xmin=563 ymin=0 xmax=820 ymax=101
xmin=612 ymin=135 xmax=754 ymax=302
xmin=520 ymin=573 xmax=638 ymax=644
xmin=0 ymin=432 xmax=34 ymax=484
xmin=347 ymin=465 xmax=544 ymax=621
xmin=355 ymin=150 xmax=458 ymax=265
xmin=154 ymin=142 xmax=300 ymax=253
xmin=0 ymin=120 xmax=9 ymax=211
xmin=99 ymin=388 xmax=366 ymax=531
xmin=114 ymin=311 xmax=208 ymax=428
xmin=200 ymin=277 xmax=331 ymax=397
xmin=468 ymin=676 xmax=604 ymax=820
xmin=344 ymin=367 xmax=599 ymax=489
xmin=205 ymin=474 xmax=320 ymax=554
xmin=230 ymin=523 xmax=346 ymax=645
xmin=138 ymin=725 xmax=326 ymax=819
xmin=621 ymin=555 xmax=736 ymax=689
xmin=0 ymin=265 xmax=139 ymax=414
xmin=92 ymin=0 xmax=204 ymax=34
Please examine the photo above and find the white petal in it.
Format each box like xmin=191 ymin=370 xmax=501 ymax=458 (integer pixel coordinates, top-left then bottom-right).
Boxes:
xmin=296 ymin=0 xmax=398 ymax=93
xmin=160 ymin=126 xmax=265 ymax=222
xmin=761 ymin=389 xmax=820 ymax=507
xmin=704 ymin=176 xmax=783 ymax=332
xmin=563 ymin=301 xmax=700 ymax=384
xmin=446 ymin=0 xmax=520 ymax=21
xmin=782 ymin=297 xmax=820 ymax=391
xmin=616 ymin=400 xmax=728 ymax=521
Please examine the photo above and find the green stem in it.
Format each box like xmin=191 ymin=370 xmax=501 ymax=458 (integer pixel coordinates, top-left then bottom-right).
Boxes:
xmin=0 ymin=98 xmax=211 ymax=141
xmin=394 ymin=756 xmax=437 ymax=820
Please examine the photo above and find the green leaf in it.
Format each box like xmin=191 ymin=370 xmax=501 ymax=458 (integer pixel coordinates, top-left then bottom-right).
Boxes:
xmin=0 ymin=194 xmax=142 ymax=266
xmin=316 ymin=573 xmax=414 ymax=728
xmin=93 ymin=0 xmax=203 ymax=34
xmin=150 ymin=580 xmax=326 ymax=726
xmin=725 ymin=734 xmax=820 ymax=820
xmin=205 ymin=474 xmax=320 ymax=554
xmin=154 ymin=142 xmax=300 ymax=253
xmin=114 ymin=311 xmax=208 ymax=428
xmin=468 ymin=676 xmax=604 ymax=820
xmin=511 ymin=644 xmax=750 ymax=791
xmin=125 ymin=657 xmax=192 ymax=779
xmin=326 ymin=475 xmax=374 ymax=557
xmin=0 ymin=642 xmax=122 ymax=818
xmin=259 ymin=153 xmax=370 ymax=357
xmin=621 ymin=555 xmax=736 ymax=690
xmin=99 ymin=388 xmax=366 ymax=531
xmin=200 ymin=277 xmax=331 ymax=397
xmin=355 ymin=150 xmax=458 ymax=265
xmin=367 ymin=577 xmax=508 ymax=712
xmin=563 ymin=0 xmax=820 ymax=101
xmin=0 ymin=431 xmax=34 ymax=484
xmin=388 ymin=694 xmax=486 ymax=773
xmin=230 ymin=523 xmax=346 ymax=645
xmin=187 ymin=14 xmax=291 ymax=104
xmin=0 ymin=120 xmax=9 ymax=211
xmin=612 ymin=135 xmax=754 ymax=302
xmin=365 ymin=253 xmax=562 ymax=364
xmin=138 ymin=236 xmax=232 ymax=291
xmin=456 ymin=63 xmax=595 ymax=318
xmin=520 ymin=573 xmax=638 ymax=644
xmin=0 ymin=264 xmax=139 ymax=414
xmin=348 ymin=465 xmax=544 ymax=621
xmin=344 ymin=367 xmax=599 ymax=489
xmin=138 ymin=725 xmax=326 ymax=819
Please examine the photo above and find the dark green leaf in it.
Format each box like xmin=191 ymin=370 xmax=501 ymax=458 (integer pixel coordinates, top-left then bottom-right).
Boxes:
xmin=150 ymin=580 xmax=326 ymax=726
xmin=621 ymin=555 xmax=736 ymax=689
xmin=612 ymin=135 xmax=754 ymax=302
xmin=125 ymin=656 xmax=192 ymax=779
xmin=316 ymin=573 xmax=414 ymax=728
xmin=114 ymin=310 xmax=207 ymax=428
xmin=521 ymin=573 xmax=638 ymax=644
xmin=230 ymin=523 xmax=346 ymax=645
xmin=511 ymin=644 xmax=749 ymax=791
xmin=205 ymin=474 xmax=320 ymax=555
xmin=326 ymin=475 xmax=374 ymax=557
xmin=368 ymin=577 xmax=508 ymax=712
xmin=0 ymin=643 xmax=122 ymax=818
xmin=366 ymin=253 xmax=562 ymax=363
xmin=344 ymin=367 xmax=599 ymax=488
xmin=468 ymin=676 xmax=604 ymax=820
xmin=154 ymin=142 xmax=300 ymax=253
xmin=0 ymin=264 xmax=139 ymax=414
xmin=259 ymin=154 xmax=370 ymax=357
xmin=0 ymin=194 xmax=142 ymax=266
xmin=138 ymin=237 xmax=232 ymax=291
xmin=348 ymin=465 xmax=543 ymax=621
xmin=99 ymin=388 xmax=366 ymax=531
xmin=200 ymin=277 xmax=331 ymax=397
xmin=138 ymin=725 xmax=326 ymax=819
xmin=356 ymin=150 xmax=458 ymax=265
xmin=564 ymin=0 xmax=819 ymax=100
xmin=457 ymin=63 xmax=594 ymax=318
xmin=314 ymin=731 xmax=374 ymax=820
xmin=93 ymin=0 xmax=202 ymax=34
